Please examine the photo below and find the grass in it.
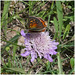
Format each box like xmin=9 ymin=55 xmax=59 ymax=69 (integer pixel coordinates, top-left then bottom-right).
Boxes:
xmin=1 ymin=1 xmax=10 ymax=38
xmin=1 ymin=1 xmax=74 ymax=74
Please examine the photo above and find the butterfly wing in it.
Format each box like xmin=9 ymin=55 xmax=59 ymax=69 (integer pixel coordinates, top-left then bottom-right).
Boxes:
xmin=27 ymin=16 xmax=46 ymax=32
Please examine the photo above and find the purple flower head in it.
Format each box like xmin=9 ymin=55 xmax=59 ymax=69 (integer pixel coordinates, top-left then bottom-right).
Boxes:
xmin=20 ymin=30 xmax=59 ymax=62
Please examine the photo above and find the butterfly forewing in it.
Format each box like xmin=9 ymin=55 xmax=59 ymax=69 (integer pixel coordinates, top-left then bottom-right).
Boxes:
xmin=27 ymin=16 xmax=47 ymax=32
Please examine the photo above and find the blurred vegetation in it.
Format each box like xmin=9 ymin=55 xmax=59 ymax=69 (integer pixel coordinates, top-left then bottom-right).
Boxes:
xmin=1 ymin=1 xmax=74 ymax=74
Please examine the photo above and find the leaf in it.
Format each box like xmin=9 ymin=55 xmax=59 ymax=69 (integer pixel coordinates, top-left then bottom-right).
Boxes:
xmin=70 ymin=58 xmax=74 ymax=68
xmin=1 ymin=1 xmax=10 ymax=26
xmin=53 ymin=17 xmax=58 ymax=39
xmin=56 ymin=1 xmax=63 ymax=41
xmin=8 ymin=57 xmax=12 ymax=68
xmin=7 ymin=68 xmax=25 ymax=74
xmin=63 ymin=24 xmax=70 ymax=39
xmin=2 ymin=34 xmax=20 ymax=53
xmin=12 ymin=43 xmax=17 ymax=61
xmin=1 ymin=1 xmax=10 ymax=37
xmin=47 ymin=15 xmax=50 ymax=32
xmin=43 ymin=1 xmax=54 ymax=19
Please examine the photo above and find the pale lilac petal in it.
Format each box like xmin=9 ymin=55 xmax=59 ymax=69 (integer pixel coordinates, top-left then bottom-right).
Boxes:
xmin=53 ymin=42 xmax=59 ymax=45
xmin=21 ymin=51 xmax=30 ymax=57
xmin=37 ymin=52 xmax=42 ymax=58
xmin=31 ymin=57 xmax=35 ymax=62
xmin=47 ymin=54 xmax=53 ymax=62
xmin=31 ymin=51 xmax=37 ymax=58
xmin=44 ymin=54 xmax=53 ymax=62
xmin=44 ymin=54 xmax=48 ymax=59
xmin=49 ymin=51 xmax=54 ymax=55
xmin=38 ymin=53 xmax=42 ymax=59
xmin=31 ymin=54 xmax=36 ymax=62
xmin=21 ymin=30 xmax=26 ymax=37
xmin=53 ymin=51 xmax=57 ymax=55
xmin=31 ymin=51 xmax=37 ymax=62
xmin=53 ymin=46 xmax=57 ymax=49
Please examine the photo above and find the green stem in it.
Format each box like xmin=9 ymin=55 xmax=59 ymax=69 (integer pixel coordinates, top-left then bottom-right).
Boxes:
xmin=57 ymin=52 xmax=63 ymax=74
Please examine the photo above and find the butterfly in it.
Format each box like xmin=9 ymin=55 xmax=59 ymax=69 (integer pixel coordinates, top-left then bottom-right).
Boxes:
xmin=26 ymin=16 xmax=47 ymax=32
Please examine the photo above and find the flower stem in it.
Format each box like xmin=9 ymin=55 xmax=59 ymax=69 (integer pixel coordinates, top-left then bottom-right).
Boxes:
xmin=57 ymin=52 xmax=63 ymax=74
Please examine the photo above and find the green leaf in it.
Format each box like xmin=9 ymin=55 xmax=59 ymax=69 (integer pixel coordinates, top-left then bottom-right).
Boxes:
xmin=1 ymin=1 xmax=10 ymax=26
xmin=29 ymin=1 xmax=36 ymax=15
xmin=37 ymin=10 xmax=46 ymax=18
xmin=43 ymin=1 xmax=54 ymax=19
xmin=56 ymin=1 xmax=63 ymax=41
xmin=46 ymin=61 xmax=51 ymax=71
xmin=6 ymin=68 xmax=25 ymax=74
xmin=1 ymin=1 xmax=10 ymax=37
xmin=47 ymin=15 xmax=50 ymax=32
xmin=70 ymin=58 xmax=74 ymax=68
xmin=2 ymin=34 xmax=20 ymax=52
xmin=63 ymin=24 xmax=70 ymax=40
xmin=1 ymin=58 xmax=7 ymax=68
xmin=54 ymin=17 xmax=58 ymax=32
xmin=53 ymin=17 xmax=58 ymax=39
xmin=8 ymin=57 xmax=12 ymax=68
xmin=12 ymin=43 xmax=17 ymax=62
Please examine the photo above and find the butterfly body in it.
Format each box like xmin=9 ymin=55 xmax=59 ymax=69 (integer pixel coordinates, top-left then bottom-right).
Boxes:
xmin=27 ymin=16 xmax=46 ymax=32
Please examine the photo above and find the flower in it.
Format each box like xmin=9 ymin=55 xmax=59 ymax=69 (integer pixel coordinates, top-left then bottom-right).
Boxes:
xmin=20 ymin=30 xmax=59 ymax=62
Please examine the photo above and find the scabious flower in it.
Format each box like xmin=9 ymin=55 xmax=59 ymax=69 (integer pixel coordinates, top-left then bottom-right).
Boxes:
xmin=20 ymin=30 xmax=59 ymax=62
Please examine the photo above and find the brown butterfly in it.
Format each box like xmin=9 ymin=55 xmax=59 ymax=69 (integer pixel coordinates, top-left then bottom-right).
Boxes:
xmin=27 ymin=16 xmax=47 ymax=32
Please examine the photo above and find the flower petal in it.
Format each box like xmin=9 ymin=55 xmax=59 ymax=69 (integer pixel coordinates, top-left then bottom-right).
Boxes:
xmin=44 ymin=54 xmax=53 ymax=62
xmin=31 ymin=57 xmax=35 ymax=62
xmin=53 ymin=51 xmax=57 ymax=55
xmin=53 ymin=42 xmax=59 ymax=45
xmin=21 ymin=51 xmax=30 ymax=57
xmin=21 ymin=30 xmax=26 ymax=37
xmin=31 ymin=51 xmax=37 ymax=62
xmin=48 ymin=54 xmax=53 ymax=62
